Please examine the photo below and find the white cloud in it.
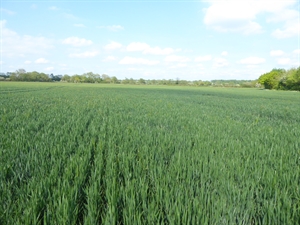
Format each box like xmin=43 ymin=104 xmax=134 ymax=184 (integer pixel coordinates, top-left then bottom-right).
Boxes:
xmin=1 ymin=20 xmax=54 ymax=57
xmin=204 ymin=2 xmax=255 ymax=24
xmin=145 ymin=47 xmax=175 ymax=55
xmin=204 ymin=0 xmax=297 ymax=35
xmin=35 ymin=58 xmax=49 ymax=64
xmin=213 ymin=57 xmax=228 ymax=67
xmin=221 ymin=51 xmax=228 ymax=56
xmin=1 ymin=8 xmax=16 ymax=15
xmin=103 ymin=56 xmax=117 ymax=61
xmin=293 ymin=49 xmax=300 ymax=54
xmin=268 ymin=6 xmax=299 ymax=39
xmin=69 ymin=51 xmax=98 ymax=58
xmin=49 ymin=6 xmax=59 ymax=10
xmin=239 ymin=57 xmax=265 ymax=65
xmin=271 ymin=18 xmax=300 ymax=39
xmin=73 ymin=23 xmax=85 ymax=28
xmin=126 ymin=42 xmax=176 ymax=55
xmin=270 ymin=50 xmax=284 ymax=57
xmin=62 ymin=37 xmax=93 ymax=47
xmin=267 ymin=9 xmax=299 ymax=23
xmin=204 ymin=1 xmax=261 ymax=34
xmin=243 ymin=22 xmax=263 ymax=35
xmin=195 ymin=55 xmax=212 ymax=62
xmin=119 ymin=56 xmax=159 ymax=65
xmin=127 ymin=42 xmax=149 ymax=51
xmin=24 ymin=60 xmax=32 ymax=64
xmin=277 ymin=58 xmax=291 ymax=65
xmin=45 ymin=67 xmax=54 ymax=71
xmin=104 ymin=41 xmax=122 ymax=50
xmin=98 ymin=25 xmax=124 ymax=31
xmin=62 ymin=13 xmax=78 ymax=20
xmin=165 ymin=55 xmax=190 ymax=62
xmin=169 ymin=63 xmax=187 ymax=69
xmin=127 ymin=68 xmax=142 ymax=71
xmin=31 ymin=4 xmax=37 ymax=9
xmin=108 ymin=25 xmax=124 ymax=31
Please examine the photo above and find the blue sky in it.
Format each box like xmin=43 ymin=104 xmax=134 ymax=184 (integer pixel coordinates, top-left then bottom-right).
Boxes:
xmin=1 ymin=0 xmax=299 ymax=80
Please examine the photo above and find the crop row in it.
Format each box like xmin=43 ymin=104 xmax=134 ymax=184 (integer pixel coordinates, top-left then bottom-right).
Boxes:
xmin=0 ymin=83 xmax=299 ymax=224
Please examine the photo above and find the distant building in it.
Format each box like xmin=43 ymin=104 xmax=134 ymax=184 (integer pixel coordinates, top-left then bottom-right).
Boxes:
xmin=0 ymin=72 xmax=13 ymax=78
xmin=50 ymin=74 xmax=63 ymax=81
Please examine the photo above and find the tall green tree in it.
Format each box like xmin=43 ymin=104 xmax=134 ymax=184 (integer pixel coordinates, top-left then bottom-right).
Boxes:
xmin=258 ymin=68 xmax=285 ymax=89
xmin=284 ymin=67 xmax=300 ymax=90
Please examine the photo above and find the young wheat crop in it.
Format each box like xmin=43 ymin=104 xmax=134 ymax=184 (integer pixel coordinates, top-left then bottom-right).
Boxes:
xmin=0 ymin=82 xmax=299 ymax=224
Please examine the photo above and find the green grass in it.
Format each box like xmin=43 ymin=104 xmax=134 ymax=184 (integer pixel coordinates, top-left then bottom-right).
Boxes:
xmin=0 ymin=82 xmax=299 ymax=224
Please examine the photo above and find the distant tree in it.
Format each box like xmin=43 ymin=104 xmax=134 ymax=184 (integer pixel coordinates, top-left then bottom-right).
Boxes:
xmin=138 ymin=78 xmax=146 ymax=84
xmin=281 ymin=67 xmax=300 ymax=91
xmin=9 ymin=72 xmax=18 ymax=81
xmin=62 ymin=74 xmax=71 ymax=82
xmin=121 ymin=78 xmax=130 ymax=84
xmin=193 ymin=80 xmax=207 ymax=86
xmin=203 ymin=81 xmax=211 ymax=86
xmin=111 ymin=76 xmax=119 ymax=84
xmin=16 ymin=68 xmax=26 ymax=75
xmin=39 ymin=72 xmax=51 ymax=82
xmin=129 ymin=78 xmax=135 ymax=84
xmin=94 ymin=73 xmax=102 ymax=83
xmin=102 ymin=74 xmax=111 ymax=83
xmin=240 ymin=81 xmax=254 ymax=88
xmin=71 ymin=74 xmax=81 ymax=83
xmin=29 ymin=71 xmax=40 ymax=81
xmin=258 ymin=68 xmax=285 ymax=89
xmin=167 ymin=79 xmax=174 ymax=85
xmin=83 ymin=72 xmax=100 ymax=83
xmin=179 ymin=80 xmax=188 ymax=86
xmin=291 ymin=67 xmax=300 ymax=90
xmin=150 ymin=79 xmax=157 ymax=85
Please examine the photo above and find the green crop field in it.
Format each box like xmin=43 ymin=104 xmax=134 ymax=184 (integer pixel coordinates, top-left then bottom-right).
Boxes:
xmin=1 ymin=82 xmax=299 ymax=224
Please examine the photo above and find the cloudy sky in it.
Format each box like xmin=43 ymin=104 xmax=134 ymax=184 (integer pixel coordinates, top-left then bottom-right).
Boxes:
xmin=1 ymin=0 xmax=299 ymax=80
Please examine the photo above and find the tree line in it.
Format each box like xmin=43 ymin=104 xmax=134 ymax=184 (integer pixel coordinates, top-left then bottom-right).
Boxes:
xmin=1 ymin=67 xmax=299 ymax=90
xmin=0 ymin=69 xmax=255 ymax=87
xmin=1 ymin=69 xmax=52 ymax=82
xmin=258 ymin=67 xmax=300 ymax=91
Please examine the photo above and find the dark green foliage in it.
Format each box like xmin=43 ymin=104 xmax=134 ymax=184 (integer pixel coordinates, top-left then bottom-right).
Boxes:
xmin=279 ymin=67 xmax=300 ymax=91
xmin=259 ymin=67 xmax=300 ymax=91
xmin=258 ymin=68 xmax=285 ymax=89
xmin=10 ymin=70 xmax=51 ymax=82
xmin=61 ymin=72 xmax=104 ymax=83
